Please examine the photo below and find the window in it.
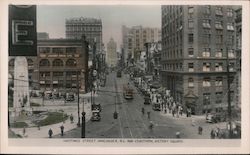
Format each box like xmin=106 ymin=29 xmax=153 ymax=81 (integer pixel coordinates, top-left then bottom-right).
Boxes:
xmin=204 ymin=6 xmax=211 ymax=14
xmin=66 ymin=47 xmax=77 ymax=54
xmin=188 ymin=78 xmax=194 ymax=87
xmin=227 ymin=23 xmax=234 ymax=31
xmin=188 ymin=7 xmax=194 ymax=14
xmin=227 ymin=8 xmax=233 ymax=17
xmin=216 ymin=35 xmax=223 ymax=44
xmin=188 ymin=63 xmax=194 ymax=72
xmin=215 ymin=77 xmax=223 ymax=86
xmin=66 ymin=59 xmax=77 ymax=66
xmin=203 ymin=78 xmax=211 ymax=87
xmin=202 ymin=48 xmax=211 ymax=57
xmin=228 ymin=49 xmax=235 ymax=58
xmin=203 ymin=93 xmax=211 ymax=105
xmin=203 ymin=34 xmax=211 ymax=44
xmin=215 ymin=21 xmax=223 ymax=30
xmin=40 ymin=72 xmax=50 ymax=78
xmin=215 ymin=63 xmax=223 ymax=71
xmin=52 ymin=59 xmax=63 ymax=66
xmin=39 ymin=59 xmax=50 ymax=67
xmin=188 ymin=34 xmax=194 ymax=43
xmin=203 ymin=19 xmax=211 ymax=28
xmin=188 ymin=20 xmax=194 ymax=28
xmin=39 ymin=47 xmax=50 ymax=53
xmin=215 ymin=7 xmax=223 ymax=16
xmin=227 ymin=35 xmax=234 ymax=45
xmin=52 ymin=48 xmax=64 ymax=54
xmin=203 ymin=63 xmax=211 ymax=72
xmin=215 ymin=49 xmax=223 ymax=57
xmin=188 ymin=48 xmax=194 ymax=57
xmin=53 ymin=72 xmax=63 ymax=77
xmin=229 ymin=62 xmax=235 ymax=71
xmin=216 ymin=92 xmax=223 ymax=104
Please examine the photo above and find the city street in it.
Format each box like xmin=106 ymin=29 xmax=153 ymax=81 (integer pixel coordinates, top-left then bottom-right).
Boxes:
xmin=54 ymin=71 xmax=227 ymax=139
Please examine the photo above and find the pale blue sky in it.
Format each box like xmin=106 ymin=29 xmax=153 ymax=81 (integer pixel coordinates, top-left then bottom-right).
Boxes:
xmin=37 ymin=5 xmax=161 ymax=49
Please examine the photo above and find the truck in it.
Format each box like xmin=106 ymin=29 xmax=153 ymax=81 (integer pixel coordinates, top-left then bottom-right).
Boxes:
xmin=123 ymin=84 xmax=134 ymax=100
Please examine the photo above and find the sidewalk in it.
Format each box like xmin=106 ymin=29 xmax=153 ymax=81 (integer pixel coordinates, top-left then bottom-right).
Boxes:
xmin=158 ymin=110 xmax=227 ymax=139
xmin=10 ymin=101 xmax=92 ymax=138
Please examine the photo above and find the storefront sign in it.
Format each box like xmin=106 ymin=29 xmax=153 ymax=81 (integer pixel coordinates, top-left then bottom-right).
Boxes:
xmin=9 ymin=5 xmax=37 ymax=56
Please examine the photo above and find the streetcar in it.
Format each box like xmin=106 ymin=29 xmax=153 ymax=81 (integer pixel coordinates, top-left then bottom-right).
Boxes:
xmin=123 ymin=84 xmax=134 ymax=100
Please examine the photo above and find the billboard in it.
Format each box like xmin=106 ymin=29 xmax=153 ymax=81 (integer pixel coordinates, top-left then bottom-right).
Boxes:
xmin=9 ymin=5 xmax=37 ymax=56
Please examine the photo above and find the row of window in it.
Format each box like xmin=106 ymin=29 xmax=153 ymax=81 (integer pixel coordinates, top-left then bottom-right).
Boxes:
xmin=162 ymin=48 xmax=235 ymax=59
xmin=66 ymin=26 xmax=101 ymax=32
xmin=188 ymin=6 xmax=234 ymax=17
xmin=39 ymin=47 xmax=78 ymax=54
xmin=188 ymin=76 xmax=233 ymax=88
xmin=188 ymin=48 xmax=235 ymax=58
xmin=162 ymin=62 xmax=235 ymax=72
xmin=40 ymin=71 xmax=79 ymax=78
xmin=202 ymin=91 xmax=234 ymax=106
xmin=188 ymin=20 xmax=234 ymax=31
xmin=39 ymin=59 xmax=77 ymax=67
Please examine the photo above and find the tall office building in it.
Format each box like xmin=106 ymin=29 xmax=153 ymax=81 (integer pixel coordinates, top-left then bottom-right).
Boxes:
xmin=106 ymin=38 xmax=117 ymax=67
xmin=161 ymin=5 xmax=238 ymax=115
xmin=122 ymin=25 xmax=161 ymax=64
xmin=65 ymin=17 xmax=102 ymax=63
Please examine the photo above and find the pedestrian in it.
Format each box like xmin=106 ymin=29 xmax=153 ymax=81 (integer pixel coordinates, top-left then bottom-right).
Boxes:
xmin=198 ymin=126 xmax=203 ymax=135
xmin=175 ymin=131 xmax=180 ymax=138
xmin=37 ymin=125 xmax=40 ymax=130
xmin=147 ymin=111 xmax=151 ymax=119
xmin=70 ymin=114 xmax=74 ymax=123
xmin=60 ymin=125 xmax=64 ymax=136
xmin=48 ymin=128 xmax=53 ymax=138
xmin=141 ymin=107 xmax=145 ymax=115
xmin=22 ymin=127 xmax=26 ymax=136
xmin=210 ymin=129 xmax=216 ymax=139
xmin=180 ymin=106 xmax=183 ymax=116
xmin=149 ymin=121 xmax=154 ymax=131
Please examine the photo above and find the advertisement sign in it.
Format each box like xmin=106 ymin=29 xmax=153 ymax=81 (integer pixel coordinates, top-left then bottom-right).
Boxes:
xmin=9 ymin=5 xmax=37 ymax=56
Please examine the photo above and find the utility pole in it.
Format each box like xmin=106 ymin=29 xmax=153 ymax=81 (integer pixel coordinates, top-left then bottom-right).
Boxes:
xmin=77 ymin=70 xmax=80 ymax=126
xmin=81 ymin=98 xmax=85 ymax=138
xmin=227 ymin=48 xmax=232 ymax=138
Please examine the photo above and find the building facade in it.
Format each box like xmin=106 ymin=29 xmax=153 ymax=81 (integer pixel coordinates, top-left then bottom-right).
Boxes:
xmin=106 ymin=38 xmax=117 ymax=67
xmin=37 ymin=38 xmax=88 ymax=93
xmin=122 ymin=25 xmax=161 ymax=65
xmin=235 ymin=7 xmax=242 ymax=109
xmin=65 ymin=17 xmax=102 ymax=64
xmin=161 ymin=5 xmax=238 ymax=115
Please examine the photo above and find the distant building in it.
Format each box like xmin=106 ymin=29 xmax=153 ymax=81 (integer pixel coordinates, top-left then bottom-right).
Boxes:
xmin=37 ymin=32 xmax=49 ymax=40
xmin=122 ymin=25 xmax=161 ymax=65
xmin=65 ymin=17 xmax=102 ymax=65
xmin=161 ymin=5 xmax=238 ymax=115
xmin=106 ymin=38 xmax=117 ymax=67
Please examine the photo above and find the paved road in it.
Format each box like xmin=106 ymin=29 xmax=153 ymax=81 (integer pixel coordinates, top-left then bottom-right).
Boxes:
xmin=56 ymin=72 xmax=222 ymax=139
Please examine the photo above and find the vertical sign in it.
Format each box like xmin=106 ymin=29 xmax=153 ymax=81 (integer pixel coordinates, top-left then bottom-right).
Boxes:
xmin=9 ymin=5 xmax=37 ymax=56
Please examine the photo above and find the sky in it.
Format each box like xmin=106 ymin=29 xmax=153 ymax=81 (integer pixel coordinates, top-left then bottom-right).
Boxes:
xmin=37 ymin=5 xmax=161 ymax=50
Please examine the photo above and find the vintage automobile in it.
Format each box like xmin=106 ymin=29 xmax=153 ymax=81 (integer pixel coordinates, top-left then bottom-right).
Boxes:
xmin=152 ymin=102 xmax=161 ymax=111
xmin=91 ymin=110 xmax=101 ymax=121
xmin=206 ymin=112 xmax=227 ymax=123
xmin=91 ymin=103 xmax=102 ymax=112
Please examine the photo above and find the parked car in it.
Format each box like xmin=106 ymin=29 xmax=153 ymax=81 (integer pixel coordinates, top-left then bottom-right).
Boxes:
xmin=206 ymin=113 xmax=226 ymax=123
xmin=91 ymin=110 xmax=101 ymax=121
